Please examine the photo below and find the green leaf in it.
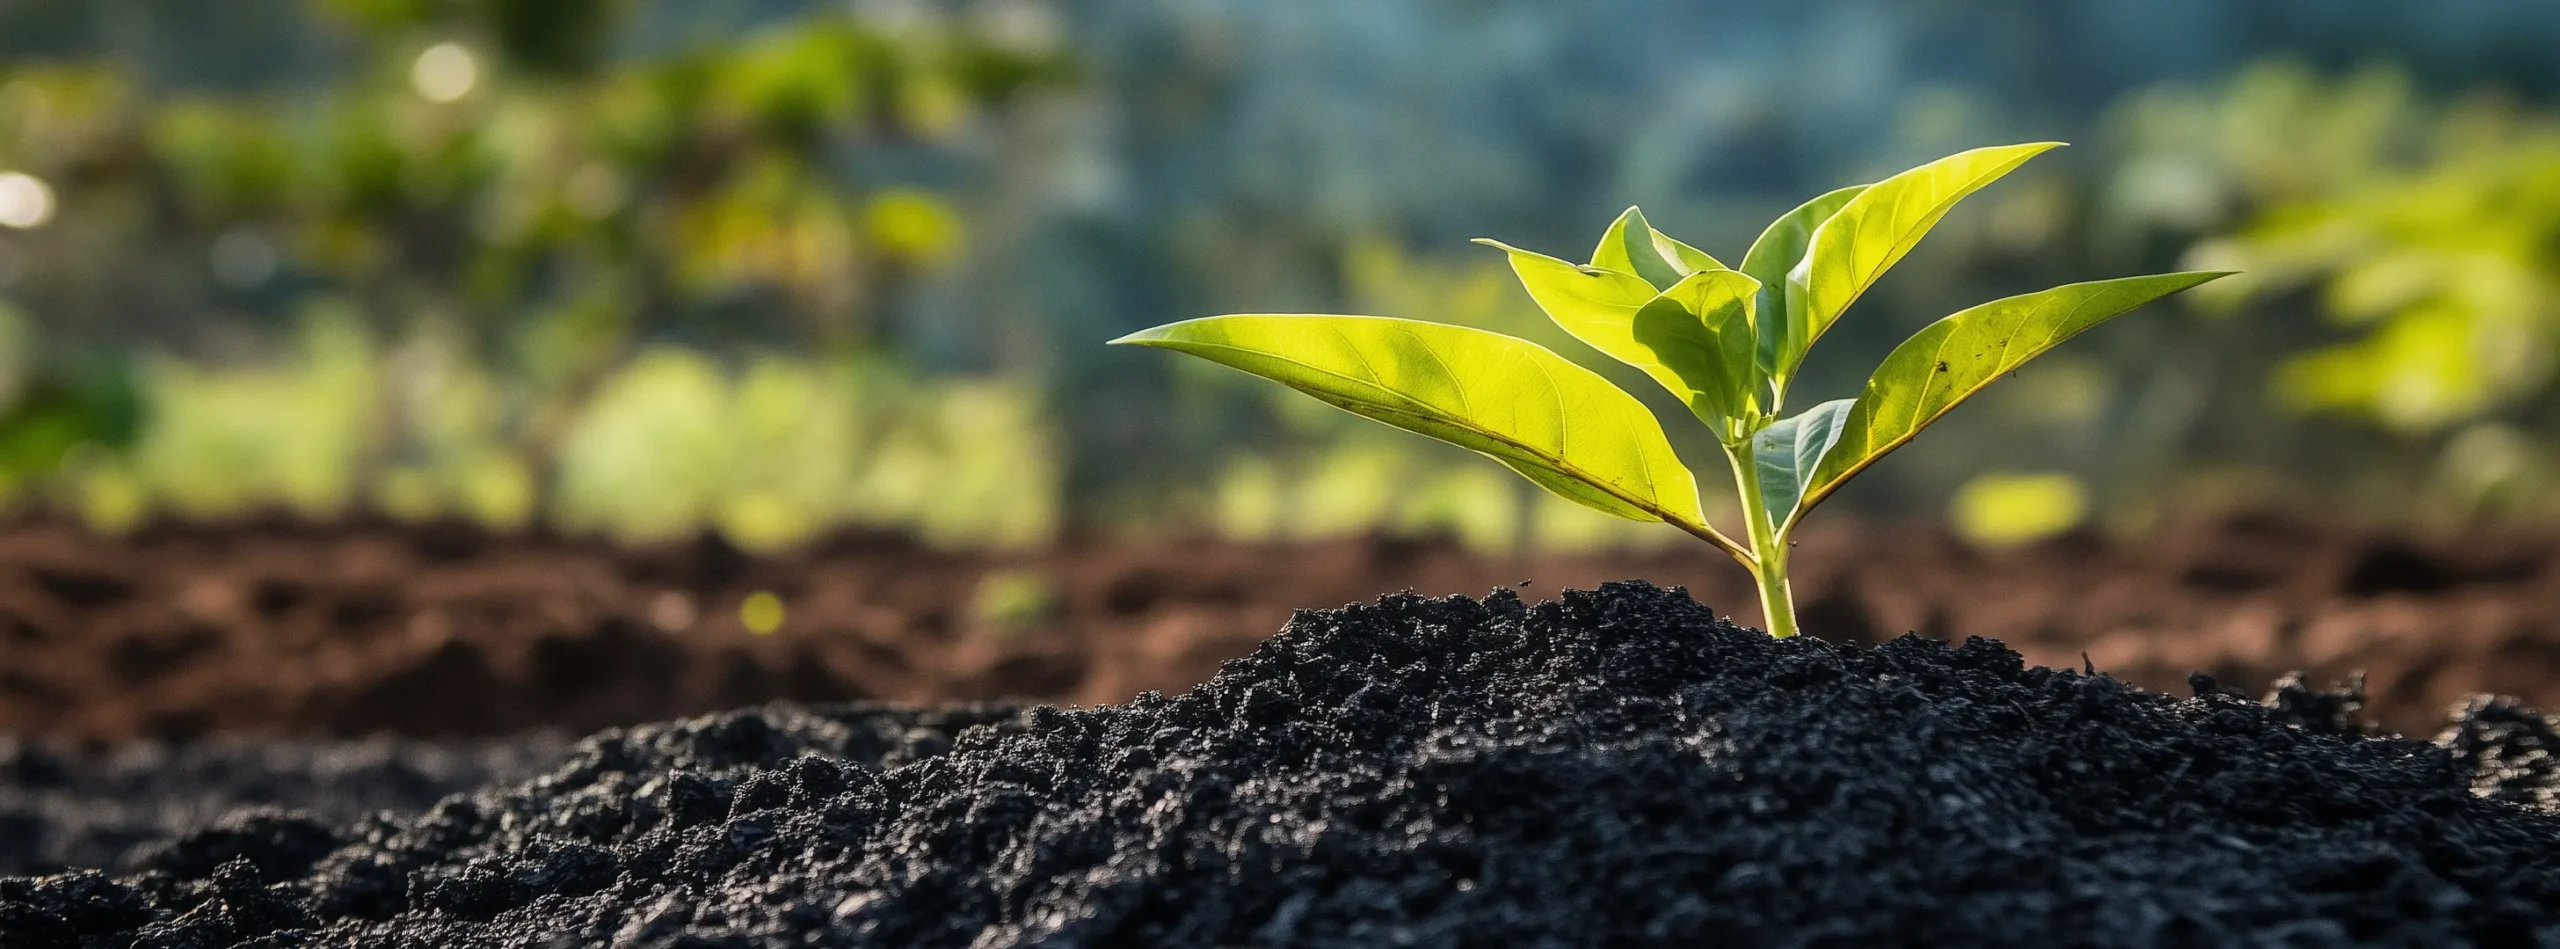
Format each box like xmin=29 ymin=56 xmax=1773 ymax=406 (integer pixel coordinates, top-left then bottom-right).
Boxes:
xmin=1657 ymin=233 xmax=1723 ymax=278
xmin=1631 ymin=269 xmax=1762 ymax=426
xmin=1792 ymin=142 xmax=2063 ymax=373
xmin=1741 ymin=185 xmax=1866 ymax=381
xmin=1478 ymin=238 xmax=1760 ymax=424
xmin=1592 ymin=206 xmax=1724 ymax=290
xmin=1111 ymin=314 xmax=1706 ymax=526
xmin=1592 ymin=207 xmax=1686 ymax=290
xmin=1751 ymin=398 xmax=1853 ymax=529
xmin=1801 ymin=272 xmax=2232 ymax=514
xmin=1476 ymin=240 xmax=1693 ymax=375
xmin=1477 ymin=238 xmax=1657 ymax=343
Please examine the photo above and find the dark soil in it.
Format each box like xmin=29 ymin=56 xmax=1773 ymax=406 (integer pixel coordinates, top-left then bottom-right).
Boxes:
xmin=4 ymin=515 xmax=2560 ymax=740
xmin=0 ymin=735 xmax=563 ymax=877
xmin=11 ymin=582 xmax=2560 ymax=947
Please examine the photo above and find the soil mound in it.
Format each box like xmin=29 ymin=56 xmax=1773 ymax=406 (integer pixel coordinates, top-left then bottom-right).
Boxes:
xmin=9 ymin=582 xmax=2560 ymax=947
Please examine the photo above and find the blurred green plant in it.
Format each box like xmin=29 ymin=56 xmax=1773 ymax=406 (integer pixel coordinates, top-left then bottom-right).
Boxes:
xmin=39 ymin=317 xmax=1060 ymax=548
xmin=967 ymin=567 xmax=1057 ymax=638
xmin=1120 ymin=145 xmax=2224 ymax=637
xmin=552 ymin=348 xmax=1057 ymax=550
xmin=2176 ymin=73 xmax=2560 ymax=432
xmin=123 ymin=307 xmax=379 ymax=522
xmin=2091 ymin=61 xmax=2560 ymax=523
xmin=0 ymin=304 xmax=145 ymax=507
xmin=0 ymin=0 xmax=1075 ymax=546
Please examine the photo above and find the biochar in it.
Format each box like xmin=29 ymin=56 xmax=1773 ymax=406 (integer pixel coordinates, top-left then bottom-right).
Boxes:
xmin=8 ymin=582 xmax=2560 ymax=946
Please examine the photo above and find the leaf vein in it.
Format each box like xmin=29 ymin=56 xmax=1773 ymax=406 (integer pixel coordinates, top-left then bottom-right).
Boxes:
xmin=1394 ymin=324 xmax=1472 ymax=419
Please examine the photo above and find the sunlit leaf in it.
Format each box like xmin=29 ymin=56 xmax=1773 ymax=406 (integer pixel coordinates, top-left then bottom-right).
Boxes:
xmin=1656 ymin=234 xmax=1723 ymax=278
xmin=1631 ymin=269 xmax=1762 ymax=426
xmin=1477 ymin=239 xmax=1662 ymax=355
xmin=1741 ymin=185 xmax=1866 ymax=381
xmin=1751 ymin=398 xmax=1852 ymax=529
xmin=1592 ymin=207 xmax=1685 ymax=290
xmin=1479 ymin=239 xmax=1760 ymax=424
xmin=1591 ymin=206 xmax=1723 ymax=290
xmin=1792 ymin=143 xmax=2063 ymax=372
xmin=1478 ymin=238 xmax=1654 ymax=327
xmin=1111 ymin=315 xmax=1706 ymax=526
xmin=1802 ymin=272 xmax=2231 ymax=512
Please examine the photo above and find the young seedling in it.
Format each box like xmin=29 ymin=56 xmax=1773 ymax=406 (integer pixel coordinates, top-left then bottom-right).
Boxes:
xmin=1112 ymin=143 xmax=2229 ymax=638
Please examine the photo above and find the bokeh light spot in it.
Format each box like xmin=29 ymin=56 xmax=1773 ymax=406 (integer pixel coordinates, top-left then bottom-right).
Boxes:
xmin=411 ymin=43 xmax=480 ymax=103
xmin=0 ymin=172 xmax=56 ymax=229
xmin=1951 ymin=472 xmax=2089 ymax=548
xmin=740 ymin=590 xmax=786 ymax=634
xmin=650 ymin=591 xmax=698 ymax=633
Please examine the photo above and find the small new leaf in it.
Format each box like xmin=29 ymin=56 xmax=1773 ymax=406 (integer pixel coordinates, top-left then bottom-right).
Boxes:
xmin=1479 ymin=238 xmax=1757 ymax=421
xmin=1742 ymin=185 xmax=1866 ymax=383
xmin=1656 ymin=234 xmax=1723 ymax=280
xmin=1802 ymin=271 xmax=2233 ymax=513
xmin=1109 ymin=314 xmax=1714 ymax=534
xmin=1631 ymin=269 xmax=1762 ymax=427
xmin=1752 ymin=398 xmax=1853 ymax=530
xmin=1476 ymin=238 xmax=1657 ymax=352
xmin=1790 ymin=142 xmax=2062 ymax=377
xmin=1593 ymin=206 xmax=1723 ymax=290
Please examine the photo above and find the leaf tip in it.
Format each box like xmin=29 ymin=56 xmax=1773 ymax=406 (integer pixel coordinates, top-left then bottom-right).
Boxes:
xmin=1981 ymin=141 xmax=2067 ymax=163
xmin=1106 ymin=323 xmax=1179 ymax=346
xmin=2164 ymin=270 xmax=2241 ymax=292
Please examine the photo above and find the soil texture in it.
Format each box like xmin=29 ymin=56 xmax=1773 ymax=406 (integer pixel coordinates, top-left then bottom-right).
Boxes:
xmin=0 ymin=735 xmax=562 ymax=877
xmin=8 ymin=582 xmax=2560 ymax=947
xmin=3 ymin=515 xmax=2559 ymax=739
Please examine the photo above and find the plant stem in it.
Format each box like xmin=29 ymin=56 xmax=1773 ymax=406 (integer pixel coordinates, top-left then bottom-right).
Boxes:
xmin=1725 ymin=441 xmax=1799 ymax=639
xmin=1748 ymin=542 xmax=1797 ymax=639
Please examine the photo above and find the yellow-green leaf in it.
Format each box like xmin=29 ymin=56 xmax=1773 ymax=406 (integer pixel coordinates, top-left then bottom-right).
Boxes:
xmin=1657 ymin=234 xmax=1723 ymax=278
xmin=1631 ymin=269 xmax=1762 ymax=426
xmin=1741 ymin=185 xmax=1866 ymax=381
xmin=1592 ymin=206 xmax=1724 ymax=290
xmin=1477 ymin=238 xmax=1656 ymax=340
xmin=1793 ymin=143 xmax=2063 ymax=372
xmin=1480 ymin=238 xmax=1761 ymax=424
xmin=1110 ymin=314 xmax=1706 ymax=527
xmin=1801 ymin=272 xmax=2231 ymax=516
xmin=1477 ymin=238 xmax=1674 ymax=369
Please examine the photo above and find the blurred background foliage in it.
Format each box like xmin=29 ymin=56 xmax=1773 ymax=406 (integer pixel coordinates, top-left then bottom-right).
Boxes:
xmin=3 ymin=0 xmax=2560 ymax=551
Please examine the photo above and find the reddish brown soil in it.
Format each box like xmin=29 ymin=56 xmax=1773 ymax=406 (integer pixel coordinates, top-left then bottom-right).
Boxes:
xmin=0 ymin=515 xmax=2552 ymax=740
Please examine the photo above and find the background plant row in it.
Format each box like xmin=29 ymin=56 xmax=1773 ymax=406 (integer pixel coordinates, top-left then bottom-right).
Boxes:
xmin=2 ymin=0 xmax=2559 ymax=549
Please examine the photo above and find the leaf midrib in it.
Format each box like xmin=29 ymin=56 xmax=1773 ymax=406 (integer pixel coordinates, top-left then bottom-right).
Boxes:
xmin=1829 ymin=154 xmax=2032 ymax=319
